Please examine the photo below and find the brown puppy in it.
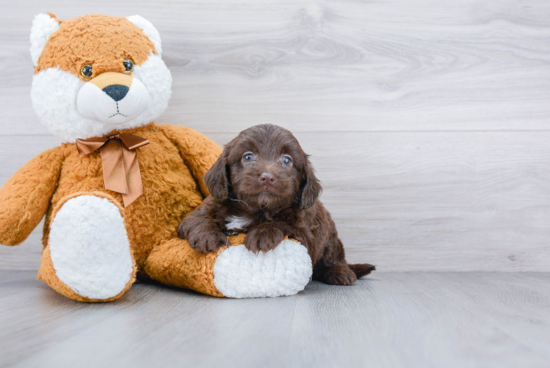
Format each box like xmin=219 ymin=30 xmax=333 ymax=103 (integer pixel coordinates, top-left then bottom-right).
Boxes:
xmin=178 ymin=124 xmax=375 ymax=285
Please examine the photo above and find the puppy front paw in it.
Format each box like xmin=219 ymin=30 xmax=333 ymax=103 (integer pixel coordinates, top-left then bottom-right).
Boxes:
xmin=187 ymin=227 xmax=229 ymax=253
xmin=244 ymin=224 xmax=285 ymax=254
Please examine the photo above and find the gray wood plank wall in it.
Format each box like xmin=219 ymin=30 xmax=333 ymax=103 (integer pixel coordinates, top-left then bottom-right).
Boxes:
xmin=1 ymin=0 xmax=549 ymax=272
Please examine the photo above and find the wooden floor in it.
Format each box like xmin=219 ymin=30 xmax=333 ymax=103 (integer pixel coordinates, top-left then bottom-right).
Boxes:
xmin=1 ymin=271 xmax=549 ymax=368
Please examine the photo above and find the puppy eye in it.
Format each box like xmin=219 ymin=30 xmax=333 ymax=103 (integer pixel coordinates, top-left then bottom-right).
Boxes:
xmin=123 ymin=59 xmax=134 ymax=73
xmin=281 ymin=155 xmax=293 ymax=166
xmin=81 ymin=64 xmax=93 ymax=78
xmin=242 ymin=152 xmax=255 ymax=162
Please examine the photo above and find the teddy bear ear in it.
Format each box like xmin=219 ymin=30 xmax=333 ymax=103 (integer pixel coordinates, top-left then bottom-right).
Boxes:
xmin=126 ymin=15 xmax=162 ymax=55
xmin=30 ymin=13 xmax=60 ymax=67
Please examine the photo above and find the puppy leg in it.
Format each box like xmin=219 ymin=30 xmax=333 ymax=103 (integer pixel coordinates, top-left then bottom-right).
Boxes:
xmin=244 ymin=222 xmax=286 ymax=253
xmin=178 ymin=208 xmax=228 ymax=253
xmin=314 ymin=262 xmax=357 ymax=285
xmin=313 ymin=237 xmax=374 ymax=286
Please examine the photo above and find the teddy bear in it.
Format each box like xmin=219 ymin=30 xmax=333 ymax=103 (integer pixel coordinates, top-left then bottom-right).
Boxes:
xmin=0 ymin=13 xmax=312 ymax=302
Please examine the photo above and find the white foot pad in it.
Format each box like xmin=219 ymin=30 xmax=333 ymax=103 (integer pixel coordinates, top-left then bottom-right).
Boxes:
xmin=49 ymin=195 xmax=133 ymax=300
xmin=213 ymin=240 xmax=312 ymax=298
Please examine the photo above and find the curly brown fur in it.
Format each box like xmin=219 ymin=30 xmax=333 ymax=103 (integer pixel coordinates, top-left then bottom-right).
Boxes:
xmin=177 ymin=124 xmax=375 ymax=285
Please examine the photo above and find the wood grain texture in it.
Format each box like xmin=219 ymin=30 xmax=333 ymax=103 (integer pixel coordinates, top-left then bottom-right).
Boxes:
xmin=1 ymin=271 xmax=549 ymax=368
xmin=1 ymin=0 xmax=550 ymax=272
xmin=1 ymin=132 xmax=548 ymax=271
xmin=2 ymin=0 xmax=550 ymax=134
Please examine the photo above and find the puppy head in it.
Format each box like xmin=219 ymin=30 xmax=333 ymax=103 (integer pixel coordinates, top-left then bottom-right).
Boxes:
xmin=204 ymin=124 xmax=322 ymax=212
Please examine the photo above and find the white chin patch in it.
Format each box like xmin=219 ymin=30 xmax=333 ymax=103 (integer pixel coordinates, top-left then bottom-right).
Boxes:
xmin=31 ymin=53 xmax=172 ymax=143
xmin=77 ymin=79 xmax=150 ymax=125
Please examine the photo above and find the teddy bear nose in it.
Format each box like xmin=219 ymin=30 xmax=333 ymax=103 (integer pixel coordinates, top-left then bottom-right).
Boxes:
xmin=102 ymin=84 xmax=129 ymax=102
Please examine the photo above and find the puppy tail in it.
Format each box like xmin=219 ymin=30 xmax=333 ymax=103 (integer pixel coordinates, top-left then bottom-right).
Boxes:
xmin=348 ymin=263 xmax=376 ymax=279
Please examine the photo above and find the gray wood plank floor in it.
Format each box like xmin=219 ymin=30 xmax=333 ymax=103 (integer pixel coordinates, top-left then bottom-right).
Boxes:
xmin=1 ymin=271 xmax=549 ymax=368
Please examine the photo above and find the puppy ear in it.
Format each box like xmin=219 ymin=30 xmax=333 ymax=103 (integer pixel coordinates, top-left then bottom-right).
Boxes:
xmin=204 ymin=142 xmax=232 ymax=202
xmin=300 ymin=155 xmax=322 ymax=209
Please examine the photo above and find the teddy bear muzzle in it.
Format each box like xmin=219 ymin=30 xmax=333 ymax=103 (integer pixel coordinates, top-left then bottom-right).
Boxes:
xmin=77 ymin=71 xmax=150 ymax=125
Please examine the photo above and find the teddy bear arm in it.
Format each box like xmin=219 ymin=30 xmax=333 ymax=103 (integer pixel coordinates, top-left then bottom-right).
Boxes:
xmin=0 ymin=147 xmax=64 ymax=245
xmin=159 ymin=124 xmax=222 ymax=197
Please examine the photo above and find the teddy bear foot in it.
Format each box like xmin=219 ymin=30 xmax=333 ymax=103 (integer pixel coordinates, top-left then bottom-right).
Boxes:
xmin=213 ymin=238 xmax=313 ymax=298
xmin=38 ymin=193 xmax=136 ymax=302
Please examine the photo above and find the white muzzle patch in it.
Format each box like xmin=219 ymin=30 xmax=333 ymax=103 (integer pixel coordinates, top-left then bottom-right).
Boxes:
xmin=77 ymin=77 xmax=150 ymax=125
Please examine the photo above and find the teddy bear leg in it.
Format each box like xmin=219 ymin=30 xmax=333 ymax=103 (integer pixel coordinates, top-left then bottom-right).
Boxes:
xmin=145 ymin=234 xmax=313 ymax=298
xmin=38 ymin=193 xmax=136 ymax=302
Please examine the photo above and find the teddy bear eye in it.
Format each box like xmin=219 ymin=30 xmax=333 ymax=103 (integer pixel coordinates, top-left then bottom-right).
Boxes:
xmin=81 ymin=64 xmax=93 ymax=78
xmin=123 ymin=59 xmax=134 ymax=73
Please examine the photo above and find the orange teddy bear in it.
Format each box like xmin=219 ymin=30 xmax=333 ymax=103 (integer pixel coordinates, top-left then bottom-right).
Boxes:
xmin=0 ymin=13 xmax=312 ymax=302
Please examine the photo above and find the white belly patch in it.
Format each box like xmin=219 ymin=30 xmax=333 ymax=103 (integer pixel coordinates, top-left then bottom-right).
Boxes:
xmin=225 ymin=216 xmax=252 ymax=231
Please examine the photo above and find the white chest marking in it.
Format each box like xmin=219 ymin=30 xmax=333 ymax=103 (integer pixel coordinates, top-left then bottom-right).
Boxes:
xmin=225 ymin=216 xmax=252 ymax=230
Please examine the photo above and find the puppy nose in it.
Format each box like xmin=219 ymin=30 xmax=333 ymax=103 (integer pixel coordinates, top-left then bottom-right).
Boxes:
xmin=259 ymin=172 xmax=277 ymax=186
xmin=102 ymin=84 xmax=129 ymax=102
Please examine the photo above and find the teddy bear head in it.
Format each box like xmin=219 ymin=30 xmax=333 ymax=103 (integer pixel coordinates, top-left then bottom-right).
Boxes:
xmin=30 ymin=13 xmax=172 ymax=142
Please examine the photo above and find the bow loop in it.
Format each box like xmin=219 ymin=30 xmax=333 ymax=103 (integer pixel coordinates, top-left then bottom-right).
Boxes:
xmin=76 ymin=133 xmax=149 ymax=207
xmin=118 ymin=134 xmax=149 ymax=151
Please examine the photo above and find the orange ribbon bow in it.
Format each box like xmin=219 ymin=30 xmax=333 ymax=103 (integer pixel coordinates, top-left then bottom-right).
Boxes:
xmin=76 ymin=133 xmax=149 ymax=207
